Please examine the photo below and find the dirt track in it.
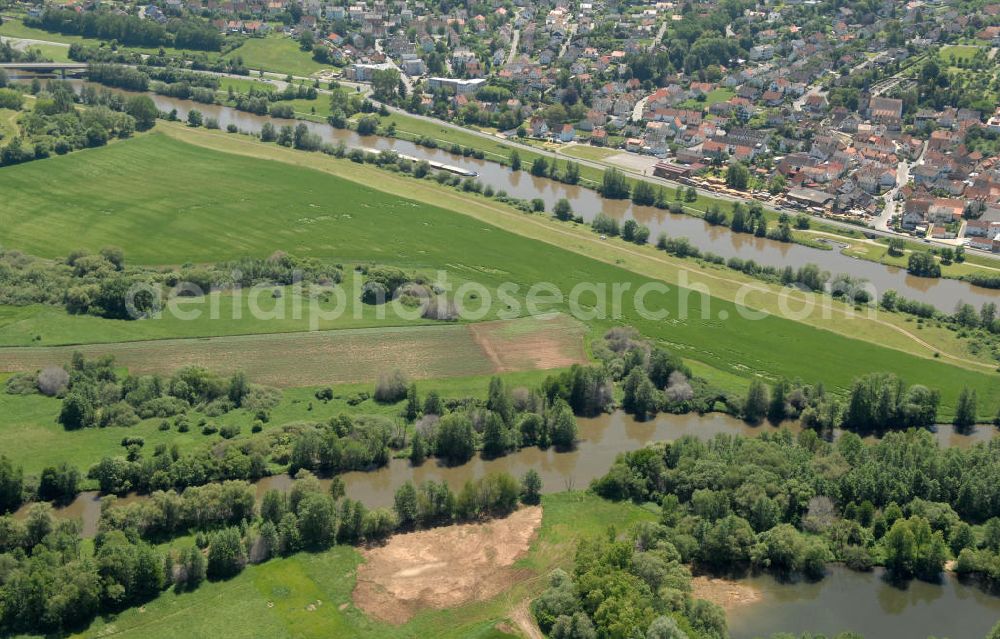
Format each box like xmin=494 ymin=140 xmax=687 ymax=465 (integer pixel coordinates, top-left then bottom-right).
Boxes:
xmin=352 ymin=507 xmax=543 ymax=624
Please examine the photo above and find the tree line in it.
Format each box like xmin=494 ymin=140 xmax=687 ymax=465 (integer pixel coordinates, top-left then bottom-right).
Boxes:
xmin=0 ymin=246 xmax=342 ymax=320
xmin=27 ymin=9 xmax=222 ymax=51
xmin=69 ymin=42 xmax=249 ymax=76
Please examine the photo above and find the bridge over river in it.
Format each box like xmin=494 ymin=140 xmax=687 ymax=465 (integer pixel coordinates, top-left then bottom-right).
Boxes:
xmin=0 ymin=61 xmax=88 ymax=75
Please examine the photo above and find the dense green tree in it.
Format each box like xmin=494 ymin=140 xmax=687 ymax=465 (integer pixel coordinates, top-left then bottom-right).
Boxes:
xmin=954 ymin=387 xmax=978 ymax=431
xmin=296 ymin=492 xmax=337 ymax=549
xmin=907 ymin=252 xmax=941 ymax=278
xmin=206 ymin=527 xmax=245 ymax=580
xmin=623 ymin=368 xmax=659 ymax=420
xmin=423 ymin=391 xmax=444 ymax=416
xmin=646 ymin=616 xmax=688 ymax=639
xmin=434 ymin=413 xmax=476 ymax=465
xmin=725 ymin=162 xmax=749 ymax=190
xmin=0 ymin=455 xmax=23 ymax=513
xmin=124 ymin=95 xmax=158 ymax=131
xmin=394 ymin=481 xmax=419 ymax=528
xmin=487 ymin=376 xmax=515 ymax=426
xmin=260 ymin=489 xmax=287 ymax=525
xmin=599 ymin=168 xmax=631 ymax=199
xmin=405 ymin=383 xmax=420 ymax=421
xmin=648 ymin=348 xmax=688 ymax=389
xmin=882 ymin=516 xmax=947 ymax=579
xmin=38 ymin=462 xmax=80 ymax=504
xmin=531 ymin=156 xmax=549 ymax=177
xmin=554 ymin=198 xmax=574 ymax=221
xmin=482 ymin=411 xmax=516 ymax=458
xmin=742 ymin=379 xmax=768 ymax=423
xmin=701 ymin=515 xmax=755 ymax=570
xmin=767 ymin=379 xmax=788 ymax=425
xmin=521 ymin=469 xmax=543 ymax=505
xmin=409 ymin=430 xmax=427 ymax=466
xmin=532 ymin=569 xmax=580 ymax=631
xmin=362 ymin=507 xmax=397 ymax=541
xmin=549 ymin=400 xmax=578 ymax=449
xmin=509 ymin=150 xmax=521 ymax=171
xmin=631 ymin=180 xmax=656 ymax=206
xmin=371 ymin=68 xmax=400 ymax=101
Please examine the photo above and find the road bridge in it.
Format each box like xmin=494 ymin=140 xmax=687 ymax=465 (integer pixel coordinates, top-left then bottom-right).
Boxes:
xmin=0 ymin=62 xmax=88 ymax=75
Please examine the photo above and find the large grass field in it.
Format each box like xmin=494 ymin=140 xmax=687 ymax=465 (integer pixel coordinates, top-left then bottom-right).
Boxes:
xmin=225 ymin=35 xmax=332 ymax=77
xmin=0 ymin=131 xmax=997 ymax=417
xmin=65 ymin=493 xmax=655 ymax=639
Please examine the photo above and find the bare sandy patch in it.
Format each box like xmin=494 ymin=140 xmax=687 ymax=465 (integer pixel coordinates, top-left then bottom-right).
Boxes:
xmin=468 ymin=313 xmax=587 ymax=373
xmin=352 ymin=506 xmax=543 ymax=624
xmin=691 ymin=576 xmax=762 ymax=610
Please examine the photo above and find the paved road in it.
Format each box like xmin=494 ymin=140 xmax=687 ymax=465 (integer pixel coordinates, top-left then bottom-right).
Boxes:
xmin=875 ymin=140 xmax=926 ymax=231
xmin=650 ymin=20 xmax=667 ymax=52
xmin=558 ymin=23 xmax=576 ymax=59
xmin=506 ymin=9 xmax=523 ymax=65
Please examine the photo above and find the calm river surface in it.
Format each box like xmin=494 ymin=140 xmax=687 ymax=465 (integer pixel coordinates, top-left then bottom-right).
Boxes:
xmin=32 ymin=77 xmax=1000 ymax=311
xmin=729 ymin=566 xmax=1000 ymax=639
xmin=19 ymin=410 xmax=997 ymax=533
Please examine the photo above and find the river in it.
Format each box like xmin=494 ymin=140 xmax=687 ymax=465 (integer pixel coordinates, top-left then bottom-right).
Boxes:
xmin=22 ymin=75 xmax=998 ymax=311
xmin=16 ymin=410 xmax=997 ymax=534
xmin=728 ymin=566 xmax=1000 ymax=639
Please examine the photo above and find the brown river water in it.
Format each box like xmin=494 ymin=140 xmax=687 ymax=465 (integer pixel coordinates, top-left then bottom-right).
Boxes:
xmin=728 ymin=565 xmax=1000 ymax=639
xmin=16 ymin=410 xmax=996 ymax=530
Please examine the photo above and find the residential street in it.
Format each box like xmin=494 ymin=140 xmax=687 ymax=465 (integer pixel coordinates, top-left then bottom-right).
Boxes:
xmin=874 ymin=140 xmax=926 ymax=231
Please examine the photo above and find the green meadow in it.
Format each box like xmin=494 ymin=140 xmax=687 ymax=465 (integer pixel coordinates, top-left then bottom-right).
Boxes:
xmin=0 ymin=132 xmax=997 ymax=417
xmin=938 ymin=44 xmax=982 ymax=65
xmin=225 ymin=35 xmax=332 ymax=77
